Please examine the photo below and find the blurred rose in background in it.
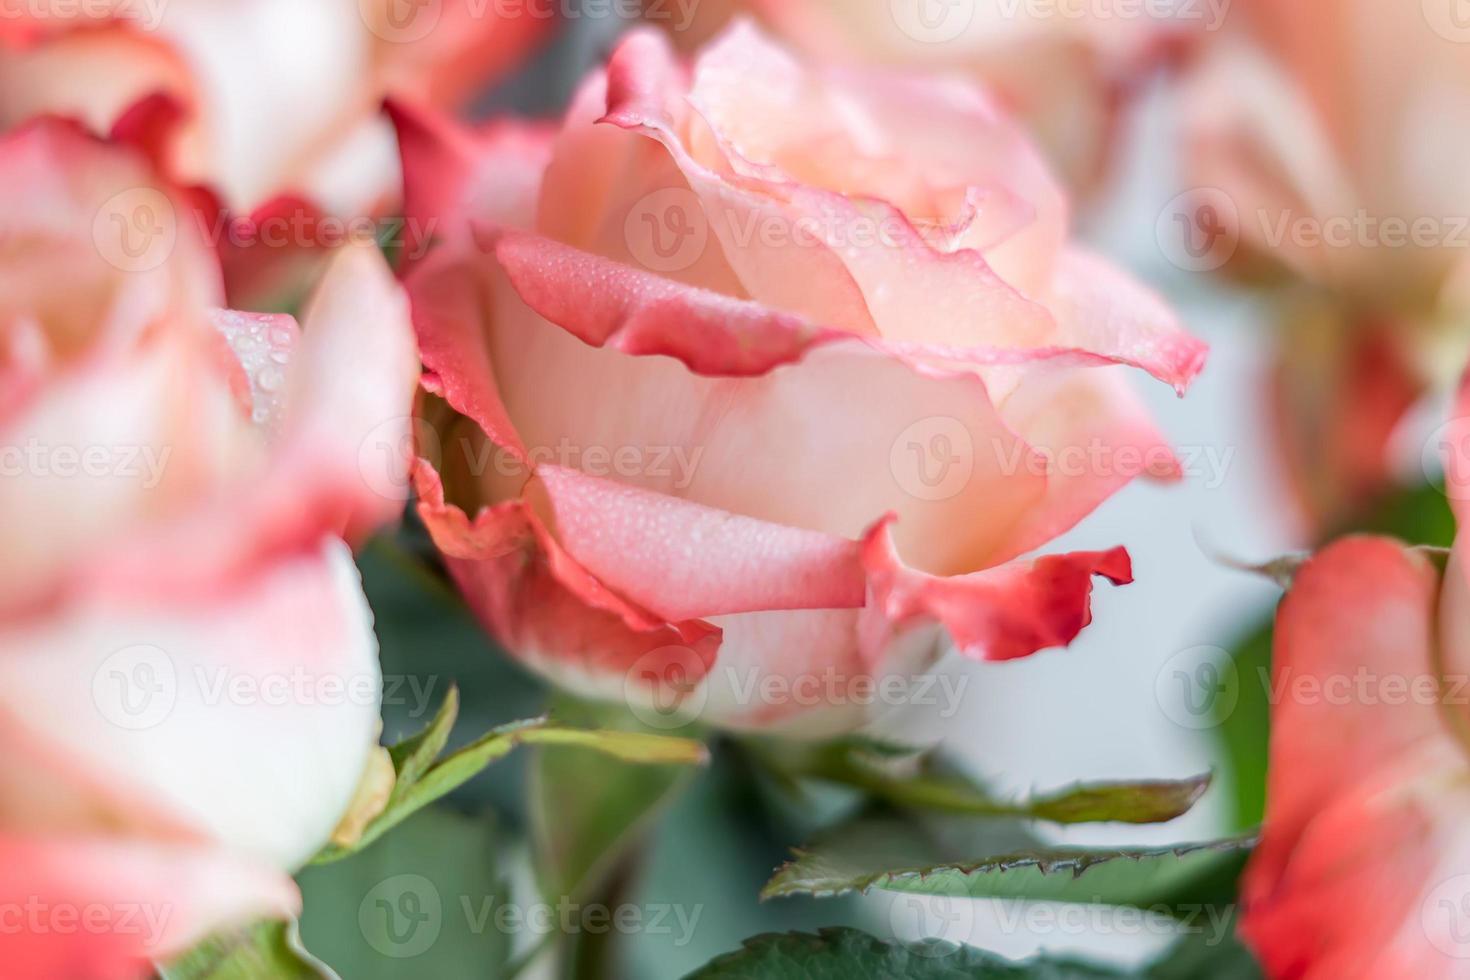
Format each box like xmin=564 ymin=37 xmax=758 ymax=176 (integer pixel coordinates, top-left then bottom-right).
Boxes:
xmin=1242 ymin=384 xmax=1470 ymax=978
xmin=0 ymin=0 xmax=552 ymax=308
xmin=0 ymin=120 xmax=416 ymax=976
xmin=1182 ymin=0 xmax=1470 ymax=533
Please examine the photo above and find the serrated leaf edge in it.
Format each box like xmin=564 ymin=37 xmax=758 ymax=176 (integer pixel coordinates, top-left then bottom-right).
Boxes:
xmin=761 ymin=834 xmax=1260 ymax=901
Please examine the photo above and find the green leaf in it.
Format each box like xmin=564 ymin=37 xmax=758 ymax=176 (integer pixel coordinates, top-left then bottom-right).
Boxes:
xmin=1345 ymin=478 xmax=1457 ymax=548
xmin=683 ymin=928 xmax=1130 ymax=979
xmin=1215 ymin=620 xmax=1273 ymax=832
xmin=1146 ymin=925 xmax=1263 ymax=980
xmin=748 ymin=739 xmax=1210 ymax=825
xmin=315 ymin=708 xmax=708 ymax=864
xmin=531 ymin=695 xmax=701 ymax=903
xmin=386 ymin=685 xmax=459 ymax=801
xmin=1024 ymin=776 xmax=1213 ymax=825
xmin=159 ymin=920 xmax=337 ymax=980
xmin=763 ymin=818 xmax=1256 ymax=909
xmin=297 ymin=807 xmax=513 ymax=979
xmin=311 ymin=684 xmax=464 ymax=863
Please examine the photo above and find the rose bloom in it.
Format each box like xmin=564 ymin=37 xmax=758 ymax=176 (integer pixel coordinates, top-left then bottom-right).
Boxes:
xmin=1241 ymin=383 xmax=1470 ymax=978
xmin=1182 ymin=0 xmax=1470 ymax=532
xmin=393 ymin=23 xmax=1206 ymax=735
xmin=1185 ymin=0 xmax=1470 ymax=307
xmin=650 ymin=0 xmax=1195 ymax=191
xmin=0 ymin=0 xmax=551 ymax=307
xmin=0 ymin=120 xmax=418 ymax=976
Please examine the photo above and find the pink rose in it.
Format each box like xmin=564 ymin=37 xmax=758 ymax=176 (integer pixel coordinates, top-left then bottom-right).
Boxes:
xmin=1184 ymin=0 xmax=1470 ymax=305
xmin=0 ymin=0 xmax=552 ymax=306
xmin=651 ymin=0 xmax=1196 ymax=190
xmin=1241 ymin=380 xmax=1470 ymax=977
xmin=0 ymin=120 xmax=418 ymax=975
xmin=1180 ymin=0 xmax=1470 ymax=532
xmin=394 ymin=24 xmax=1205 ymax=734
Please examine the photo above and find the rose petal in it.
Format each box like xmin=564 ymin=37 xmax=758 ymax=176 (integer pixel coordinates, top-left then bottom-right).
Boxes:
xmin=862 ymin=515 xmax=1132 ymax=665
xmin=0 ymin=328 xmax=251 ymax=612
xmin=276 ymin=240 xmax=421 ymax=542
xmin=367 ymin=0 xmax=553 ymax=109
xmin=0 ymin=835 xmax=299 ymax=977
xmin=1242 ymin=536 xmax=1470 ymax=978
xmin=984 ymin=366 xmax=1183 ymax=565
xmin=1048 ymin=247 xmax=1208 ymax=394
xmin=414 ymin=462 xmax=723 ymax=694
xmin=477 ymin=288 xmax=1049 ymax=575
xmin=490 ymin=227 xmax=846 ymax=376
xmin=388 ymin=96 xmax=554 ymax=263
xmin=0 ymin=542 xmax=381 ymax=871
xmin=535 ymin=463 xmax=866 ymax=621
xmin=600 ymin=29 xmax=882 ymax=331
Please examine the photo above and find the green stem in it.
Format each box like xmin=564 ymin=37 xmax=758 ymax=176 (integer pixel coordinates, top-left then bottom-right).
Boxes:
xmin=564 ymin=850 xmax=641 ymax=980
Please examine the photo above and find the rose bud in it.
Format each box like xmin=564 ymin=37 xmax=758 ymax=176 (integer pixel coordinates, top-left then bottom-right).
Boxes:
xmin=1242 ymin=375 xmax=1470 ymax=977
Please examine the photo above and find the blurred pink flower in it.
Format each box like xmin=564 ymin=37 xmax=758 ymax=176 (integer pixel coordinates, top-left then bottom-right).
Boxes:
xmin=1185 ymin=0 xmax=1470 ymax=304
xmin=0 ymin=120 xmax=418 ymax=976
xmin=1243 ymin=376 xmax=1470 ymax=977
xmin=0 ymin=0 xmax=552 ymax=307
xmin=395 ymin=23 xmax=1205 ymax=735
xmin=1181 ymin=0 xmax=1470 ymax=532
